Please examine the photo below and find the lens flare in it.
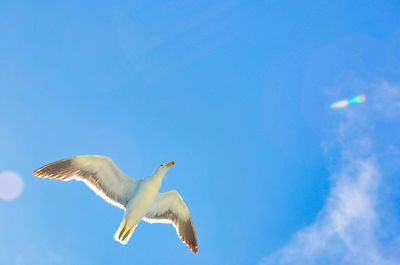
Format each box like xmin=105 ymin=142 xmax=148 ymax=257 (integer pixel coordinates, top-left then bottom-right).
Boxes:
xmin=330 ymin=95 xmax=366 ymax=109
xmin=0 ymin=171 xmax=23 ymax=201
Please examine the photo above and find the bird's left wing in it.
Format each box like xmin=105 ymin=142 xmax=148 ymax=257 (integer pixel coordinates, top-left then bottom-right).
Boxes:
xmin=143 ymin=190 xmax=198 ymax=254
xmin=33 ymin=155 xmax=137 ymax=209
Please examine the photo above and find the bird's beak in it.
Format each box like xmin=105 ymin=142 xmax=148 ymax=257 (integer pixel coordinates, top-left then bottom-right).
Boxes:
xmin=166 ymin=161 xmax=175 ymax=168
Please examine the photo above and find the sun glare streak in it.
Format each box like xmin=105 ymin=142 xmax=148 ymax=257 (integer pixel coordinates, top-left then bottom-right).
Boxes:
xmin=331 ymin=95 xmax=366 ymax=109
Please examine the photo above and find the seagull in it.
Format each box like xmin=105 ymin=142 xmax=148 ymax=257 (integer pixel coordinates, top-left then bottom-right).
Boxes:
xmin=33 ymin=155 xmax=198 ymax=254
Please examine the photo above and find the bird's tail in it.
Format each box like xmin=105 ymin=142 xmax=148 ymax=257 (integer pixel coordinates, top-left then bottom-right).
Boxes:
xmin=114 ymin=217 xmax=138 ymax=245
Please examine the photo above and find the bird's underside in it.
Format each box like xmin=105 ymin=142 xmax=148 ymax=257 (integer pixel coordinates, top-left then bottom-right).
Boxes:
xmin=33 ymin=155 xmax=198 ymax=254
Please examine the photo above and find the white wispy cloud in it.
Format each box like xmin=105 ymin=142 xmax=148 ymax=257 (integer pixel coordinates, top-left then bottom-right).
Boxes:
xmin=261 ymin=82 xmax=400 ymax=265
xmin=372 ymin=81 xmax=400 ymax=120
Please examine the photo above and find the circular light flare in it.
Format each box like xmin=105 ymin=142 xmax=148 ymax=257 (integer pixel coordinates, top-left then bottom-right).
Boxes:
xmin=0 ymin=171 xmax=23 ymax=201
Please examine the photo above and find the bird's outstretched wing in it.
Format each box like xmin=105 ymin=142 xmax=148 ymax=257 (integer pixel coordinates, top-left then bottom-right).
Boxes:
xmin=33 ymin=155 xmax=137 ymax=209
xmin=143 ymin=190 xmax=198 ymax=254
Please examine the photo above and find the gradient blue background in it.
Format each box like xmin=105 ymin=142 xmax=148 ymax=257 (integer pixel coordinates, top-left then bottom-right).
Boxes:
xmin=1 ymin=1 xmax=400 ymax=264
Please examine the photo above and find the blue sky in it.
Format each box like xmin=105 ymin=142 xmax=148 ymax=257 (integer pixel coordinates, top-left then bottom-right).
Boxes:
xmin=1 ymin=1 xmax=400 ymax=264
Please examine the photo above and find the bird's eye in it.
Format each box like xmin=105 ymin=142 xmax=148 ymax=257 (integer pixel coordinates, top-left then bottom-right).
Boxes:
xmin=160 ymin=164 xmax=163 ymax=166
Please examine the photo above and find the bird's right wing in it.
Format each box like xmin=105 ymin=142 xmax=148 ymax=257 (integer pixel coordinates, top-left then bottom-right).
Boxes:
xmin=143 ymin=190 xmax=198 ymax=254
xmin=33 ymin=155 xmax=137 ymax=209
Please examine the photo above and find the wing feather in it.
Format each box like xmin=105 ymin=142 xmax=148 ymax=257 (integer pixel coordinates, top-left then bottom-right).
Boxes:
xmin=143 ymin=190 xmax=198 ymax=254
xmin=33 ymin=155 xmax=137 ymax=209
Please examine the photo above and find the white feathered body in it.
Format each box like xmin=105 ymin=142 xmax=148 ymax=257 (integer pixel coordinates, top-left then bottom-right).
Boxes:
xmin=125 ymin=176 xmax=162 ymax=226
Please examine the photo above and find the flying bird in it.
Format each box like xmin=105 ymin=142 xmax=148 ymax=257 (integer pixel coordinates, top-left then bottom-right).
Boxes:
xmin=33 ymin=155 xmax=198 ymax=254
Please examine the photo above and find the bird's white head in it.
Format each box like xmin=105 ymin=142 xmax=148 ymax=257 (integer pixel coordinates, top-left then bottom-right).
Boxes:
xmin=153 ymin=161 xmax=175 ymax=179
